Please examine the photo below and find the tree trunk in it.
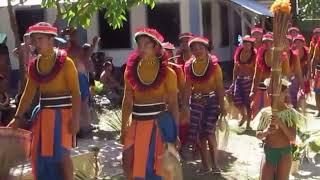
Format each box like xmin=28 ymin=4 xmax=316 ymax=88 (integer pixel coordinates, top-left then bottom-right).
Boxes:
xmin=7 ymin=0 xmax=26 ymax=93
xmin=290 ymin=0 xmax=298 ymax=25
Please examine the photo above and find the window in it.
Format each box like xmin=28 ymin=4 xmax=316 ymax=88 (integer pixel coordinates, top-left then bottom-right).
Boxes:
xmin=15 ymin=8 xmax=45 ymax=41
xmin=98 ymin=10 xmax=131 ymax=49
xmin=147 ymin=3 xmax=180 ymax=45
xmin=220 ymin=3 xmax=229 ymax=47
xmin=202 ymin=2 xmax=212 ymax=41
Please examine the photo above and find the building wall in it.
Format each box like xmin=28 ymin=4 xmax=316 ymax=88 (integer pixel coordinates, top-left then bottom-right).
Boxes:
xmin=0 ymin=0 xmax=236 ymax=68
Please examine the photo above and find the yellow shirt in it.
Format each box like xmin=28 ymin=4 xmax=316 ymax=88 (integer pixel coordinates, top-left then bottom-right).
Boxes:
xmin=124 ymin=67 xmax=178 ymax=104
xmin=191 ymin=63 xmax=224 ymax=94
xmin=16 ymin=53 xmax=80 ymax=116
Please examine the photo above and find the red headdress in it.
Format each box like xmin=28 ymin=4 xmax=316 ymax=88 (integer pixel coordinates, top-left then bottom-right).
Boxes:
xmin=188 ymin=36 xmax=210 ymax=48
xmin=251 ymin=27 xmax=263 ymax=35
xmin=179 ymin=32 xmax=193 ymax=40
xmin=313 ymin=28 xmax=320 ymax=34
xmin=262 ymin=34 xmax=273 ymax=42
xmin=288 ymin=27 xmax=300 ymax=33
xmin=242 ymin=35 xmax=256 ymax=43
xmin=134 ymin=27 xmax=164 ymax=45
xmin=162 ymin=42 xmax=175 ymax=50
xmin=293 ymin=34 xmax=305 ymax=43
xmin=27 ymin=22 xmax=58 ymax=36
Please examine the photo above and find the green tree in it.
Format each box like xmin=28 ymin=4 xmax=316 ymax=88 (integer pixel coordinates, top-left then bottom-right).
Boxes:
xmin=41 ymin=0 xmax=156 ymax=29
xmin=296 ymin=0 xmax=320 ymax=20
xmin=7 ymin=0 xmax=156 ymax=91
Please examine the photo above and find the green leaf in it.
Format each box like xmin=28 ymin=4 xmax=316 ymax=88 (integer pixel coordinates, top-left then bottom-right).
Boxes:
xmin=42 ymin=0 xmax=157 ymax=28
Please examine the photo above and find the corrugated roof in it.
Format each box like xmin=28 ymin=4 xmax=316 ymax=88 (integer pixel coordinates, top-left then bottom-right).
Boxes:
xmin=229 ymin=0 xmax=273 ymax=17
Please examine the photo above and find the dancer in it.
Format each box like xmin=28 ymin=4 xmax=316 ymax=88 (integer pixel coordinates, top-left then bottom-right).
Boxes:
xmin=287 ymin=27 xmax=300 ymax=38
xmin=163 ymin=42 xmax=188 ymax=146
xmin=176 ymin=32 xmax=194 ymax=68
xmin=284 ymin=35 xmax=303 ymax=109
xmin=293 ymin=35 xmax=311 ymax=100
xmin=250 ymin=34 xmax=290 ymax=117
xmin=251 ymin=27 xmax=264 ymax=49
xmin=162 ymin=42 xmax=175 ymax=61
xmin=231 ymin=35 xmax=257 ymax=129
xmin=310 ymin=28 xmax=320 ymax=59
xmin=312 ymin=34 xmax=320 ymax=116
xmin=121 ymin=28 xmax=180 ymax=180
xmin=184 ymin=36 xmax=226 ymax=174
xmin=8 ymin=22 xmax=80 ymax=180
xmin=255 ymin=78 xmax=304 ymax=180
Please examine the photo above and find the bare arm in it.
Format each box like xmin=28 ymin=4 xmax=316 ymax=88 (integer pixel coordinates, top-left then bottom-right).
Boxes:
xmin=166 ymin=69 xmax=180 ymax=125
xmin=312 ymin=45 xmax=320 ymax=77
xmin=121 ymin=77 xmax=133 ymax=138
xmin=251 ymin=63 xmax=261 ymax=93
xmin=215 ymin=66 xmax=225 ymax=114
xmin=232 ymin=64 xmax=238 ymax=83
xmin=294 ymin=55 xmax=304 ymax=88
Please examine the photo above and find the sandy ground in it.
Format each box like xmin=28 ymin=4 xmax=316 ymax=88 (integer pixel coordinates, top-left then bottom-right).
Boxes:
xmin=93 ymin=94 xmax=320 ymax=180
xmin=10 ymin=95 xmax=320 ymax=179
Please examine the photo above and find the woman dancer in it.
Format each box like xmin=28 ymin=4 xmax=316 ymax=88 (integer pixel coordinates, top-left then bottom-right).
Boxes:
xmin=121 ymin=28 xmax=180 ymax=180
xmin=231 ymin=35 xmax=257 ymax=129
xmin=184 ymin=36 xmax=226 ymax=174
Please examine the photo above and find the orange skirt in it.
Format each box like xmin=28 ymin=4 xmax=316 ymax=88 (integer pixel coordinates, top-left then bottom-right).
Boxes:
xmin=123 ymin=119 xmax=164 ymax=178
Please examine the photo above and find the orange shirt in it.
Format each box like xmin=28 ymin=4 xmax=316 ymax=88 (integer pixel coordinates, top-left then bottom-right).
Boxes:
xmin=124 ymin=67 xmax=178 ymax=104
xmin=16 ymin=54 xmax=80 ymax=116
xmin=191 ymin=64 xmax=223 ymax=94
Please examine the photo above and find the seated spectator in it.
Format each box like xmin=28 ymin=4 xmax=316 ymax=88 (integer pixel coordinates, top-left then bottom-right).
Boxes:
xmin=0 ymin=44 xmax=11 ymax=91
xmin=100 ymin=61 xmax=123 ymax=105
xmin=0 ymin=74 xmax=11 ymax=126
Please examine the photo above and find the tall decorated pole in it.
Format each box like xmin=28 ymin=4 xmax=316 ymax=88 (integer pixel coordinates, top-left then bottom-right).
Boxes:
xmin=269 ymin=0 xmax=291 ymax=114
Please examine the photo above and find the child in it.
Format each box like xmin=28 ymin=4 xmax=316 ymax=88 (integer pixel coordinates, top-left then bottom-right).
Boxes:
xmin=255 ymin=78 xmax=305 ymax=180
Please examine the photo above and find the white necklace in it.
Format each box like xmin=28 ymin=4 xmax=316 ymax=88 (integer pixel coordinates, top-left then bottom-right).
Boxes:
xmin=137 ymin=59 xmax=160 ymax=85
xmin=192 ymin=56 xmax=210 ymax=77
xmin=36 ymin=51 xmax=57 ymax=75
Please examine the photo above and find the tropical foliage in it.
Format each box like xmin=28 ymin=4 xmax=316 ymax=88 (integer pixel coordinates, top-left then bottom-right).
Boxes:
xmin=41 ymin=0 xmax=156 ymax=29
xmin=296 ymin=0 xmax=320 ymax=20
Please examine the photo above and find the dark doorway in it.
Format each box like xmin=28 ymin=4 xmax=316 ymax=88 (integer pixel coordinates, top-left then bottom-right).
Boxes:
xmin=98 ymin=10 xmax=131 ymax=49
xmin=15 ymin=8 xmax=45 ymax=41
xmin=147 ymin=3 xmax=181 ymax=46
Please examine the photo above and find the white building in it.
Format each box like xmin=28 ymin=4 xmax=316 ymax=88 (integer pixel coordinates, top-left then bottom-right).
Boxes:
xmin=0 ymin=0 xmax=272 ymax=69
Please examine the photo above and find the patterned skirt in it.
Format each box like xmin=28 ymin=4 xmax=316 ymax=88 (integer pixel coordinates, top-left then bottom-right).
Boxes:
xmin=233 ymin=76 xmax=253 ymax=108
xmin=188 ymin=92 xmax=220 ymax=146
xmin=289 ymin=76 xmax=299 ymax=108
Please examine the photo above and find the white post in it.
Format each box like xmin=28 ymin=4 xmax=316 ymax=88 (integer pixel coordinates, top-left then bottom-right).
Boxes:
xmin=180 ymin=0 xmax=191 ymax=33
xmin=130 ymin=5 xmax=147 ymax=48
xmin=211 ymin=0 xmax=221 ymax=47
xmin=240 ymin=10 xmax=247 ymax=36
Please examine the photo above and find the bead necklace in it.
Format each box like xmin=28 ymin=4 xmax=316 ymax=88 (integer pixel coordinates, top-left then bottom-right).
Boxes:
xmin=191 ymin=56 xmax=210 ymax=77
xmin=137 ymin=58 xmax=160 ymax=85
